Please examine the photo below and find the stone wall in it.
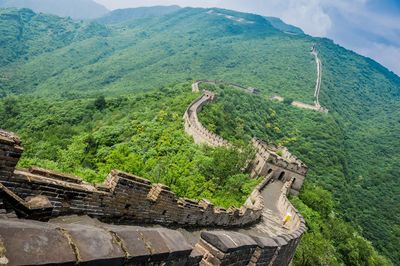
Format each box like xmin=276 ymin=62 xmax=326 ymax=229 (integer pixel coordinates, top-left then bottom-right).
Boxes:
xmin=0 ymin=176 xmax=306 ymax=266
xmin=184 ymin=92 xmax=229 ymax=147
xmin=184 ymin=86 xmax=308 ymax=195
xmin=0 ymin=78 xmax=309 ymax=265
xmin=192 ymin=80 xmax=258 ymax=94
xmin=0 ymin=214 xmax=306 ymax=266
xmin=250 ymin=138 xmax=307 ymax=195
xmin=0 ymin=218 xmax=202 ymax=266
xmin=0 ymin=131 xmax=265 ymax=227
xmin=0 ymin=127 xmax=307 ymax=265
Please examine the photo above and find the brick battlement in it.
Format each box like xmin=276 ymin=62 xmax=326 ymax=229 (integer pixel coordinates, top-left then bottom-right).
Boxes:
xmin=185 ymin=81 xmax=308 ymax=195
xmin=251 ymin=138 xmax=307 ymax=175
xmin=0 ymin=128 xmax=306 ymax=265
xmin=0 ymin=80 xmax=308 ymax=265
xmin=192 ymin=80 xmax=259 ymax=94
xmin=0 ymin=134 xmax=265 ymax=227
xmin=184 ymin=90 xmax=230 ymax=147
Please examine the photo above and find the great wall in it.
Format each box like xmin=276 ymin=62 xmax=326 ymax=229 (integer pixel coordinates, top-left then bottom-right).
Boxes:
xmin=0 ymin=80 xmax=308 ymax=265
xmin=270 ymin=45 xmax=328 ymax=113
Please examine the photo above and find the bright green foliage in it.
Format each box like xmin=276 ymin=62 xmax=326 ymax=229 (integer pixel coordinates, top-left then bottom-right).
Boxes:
xmin=0 ymin=83 xmax=257 ymax=208
xmin=0 ymin=8 xmax=316 ymax=102
xmin=0 ymin=6 xmax=399 ymax=264
xmin=292 ymin=187 xmax=392 ymax=266
xmin=199 ymin=84 xmax=396 ymax=264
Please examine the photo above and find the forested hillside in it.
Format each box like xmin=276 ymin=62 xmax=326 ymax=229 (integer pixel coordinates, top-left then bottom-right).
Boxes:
xmin=0 ymin=0 xmax=108 ymax=19
xmin=0 ymin=8 xmax=109 ymax=67
xmin=95 ymin=5 xmax=181 ymax=25
xmin=0 ymin=6 xmax=398 ymax=264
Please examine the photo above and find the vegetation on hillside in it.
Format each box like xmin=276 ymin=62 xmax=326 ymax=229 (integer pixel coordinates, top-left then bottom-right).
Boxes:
xmin=0 ymin=6 xmax=398 ymax=264
xmin=0 ymin=8 xmax=108 ymax=68
xmin=198 ymin=84 xmax=392 ymax=265
xmin=95 ymin=5 xmax=181 ymax=25
xmin=0 ymin=7 xmax=316 ymax=102
xmin=0 ymin=83 xmax=258 ymax=208
xmin=0 ymin=0 xmax=109 ymax=19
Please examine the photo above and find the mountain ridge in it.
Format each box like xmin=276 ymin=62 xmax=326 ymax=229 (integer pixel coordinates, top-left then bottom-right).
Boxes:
xmin=0 ymin=0 xmax=109 ymax=19
xmin=95 ymin=5 xmax=181 ymax=24
xmin=0 ymin=6 xmax=398 ymax=264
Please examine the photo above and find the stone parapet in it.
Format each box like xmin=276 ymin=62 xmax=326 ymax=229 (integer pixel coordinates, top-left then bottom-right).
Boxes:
xmin=251 ymin=138 xmax=307 ymax=175
xmin=0 ymin=219 xmax=196 ymax=266
xmin=1 ymin=168 xmax=266 ymax=227
xmin=0 ymin=215 xmax=305 ymax=266
xmin=184 ymin=92 xmax=230 ymax=147
xmin=193 ymin=80 xmax=259 ymax=94
xmin=250 ymin=138 xmax=307 ymax=194
xmin=0 ymin=78 xmax=308 ymax=265
xmin=192 ymin=227 xmax=306 ymax=266
xmin=0 ymin=131 xmax=267 ymax=227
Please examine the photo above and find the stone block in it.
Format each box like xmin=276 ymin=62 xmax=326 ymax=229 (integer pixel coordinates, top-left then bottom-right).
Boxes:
xmin=29 ymin=166 xmax=83 ymax=184
xmin=201 ymin=231 xmax=257 ymax=253
xmin=108 ymin=226 xmax=151 ymax=263
xmin=59 ymin=224 xmax=125 ymax=266
xmin=113 ymin=227 xmax=192 ymax=264
xmin=0 ymin=220 xmax=76 ymax=265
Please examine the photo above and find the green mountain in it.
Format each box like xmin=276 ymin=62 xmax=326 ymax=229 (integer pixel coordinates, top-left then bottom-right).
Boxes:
xmin=0 ymin=0 xmax=109 ymax=19
xmin=0 ymin=7 xmax=398 ymax=265
xmin=95 ymin=5 xmax=181 ymax=25
xmin=264 ymin=16 xmax=304 ymax=34
xmin=0 ymin=8 xmax=109 ymax=68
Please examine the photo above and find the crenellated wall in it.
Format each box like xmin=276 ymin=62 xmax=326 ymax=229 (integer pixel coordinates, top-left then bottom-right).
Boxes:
xmin=0 ymin=80 xmax=308 ymax=265
xmin=184 ymin=81 xmax=308 ymax=195
xmin=250 ymin=138 xmax=307 ymax=195
xmin=0 ymin=214 xmax=306 ymax=266
xmin=184 ymin=91 xmax=230 ymax=147
xmin=0 ymin=127 xmax=308 ymax=265
xmin=192 ymin=80 xmax=258 ymax=94
xmin=0 ymin=174 xmax=306 ymax=266
xmin=0 ymin=130 xmax=265 ymax=227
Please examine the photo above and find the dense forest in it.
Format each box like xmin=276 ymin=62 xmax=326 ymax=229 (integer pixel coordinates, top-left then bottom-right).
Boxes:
xmin=199 ymin=83 xmax=392 ymax=265
xmin=0 ymin=84 xmax=259 ymax=207
xmin=0 ymin=6 xmax=399 ymax=265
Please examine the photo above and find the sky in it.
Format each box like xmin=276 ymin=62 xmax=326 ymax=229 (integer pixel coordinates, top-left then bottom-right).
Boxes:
xmin=94 ymin=0 xmax=400 ymax=76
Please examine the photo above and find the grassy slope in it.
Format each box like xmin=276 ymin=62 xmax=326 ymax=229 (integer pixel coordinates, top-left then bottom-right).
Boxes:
xmin=0 ymin=7 xmax=399 ymax=263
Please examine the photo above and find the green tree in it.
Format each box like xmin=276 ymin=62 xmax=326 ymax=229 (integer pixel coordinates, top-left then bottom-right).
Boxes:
xmin=94 ymin=96 xmax=107 ymax=110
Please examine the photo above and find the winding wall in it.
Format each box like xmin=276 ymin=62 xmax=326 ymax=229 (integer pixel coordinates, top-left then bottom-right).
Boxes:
xmin=0 ymin=78 xmax=307 ymax=265
xmin=185 ymin=81 xmax=307 ymax=194
xmin=270 ymin=45 xmax=328 ymax=113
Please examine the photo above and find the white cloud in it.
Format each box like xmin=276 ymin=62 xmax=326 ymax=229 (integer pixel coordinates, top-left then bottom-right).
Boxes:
xmin=280 ymin=0 xmax=332 ymax=36
xmin=355 ymin=43 xmax=400 ymax=75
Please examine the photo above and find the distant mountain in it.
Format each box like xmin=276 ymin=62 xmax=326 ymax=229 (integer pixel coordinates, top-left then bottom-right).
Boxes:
xmin=95 ymin=5 xmax=181 ymax=25
xmin=95 ymin=5 xmax=304 ymax=36
xmin=264 ymin=16 xmax=304 ymax=35
xmin=0 ymin=0 xmax=109 ymax=19
xmin=0 ymin=8 xmax=109 ymax=66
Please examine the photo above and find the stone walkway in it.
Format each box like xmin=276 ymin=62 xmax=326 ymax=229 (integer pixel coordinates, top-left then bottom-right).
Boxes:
xmin=237 ymin=180 xmax=288 ymax=237
xmin=177 ymin=180 xmax=288 ymax=246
